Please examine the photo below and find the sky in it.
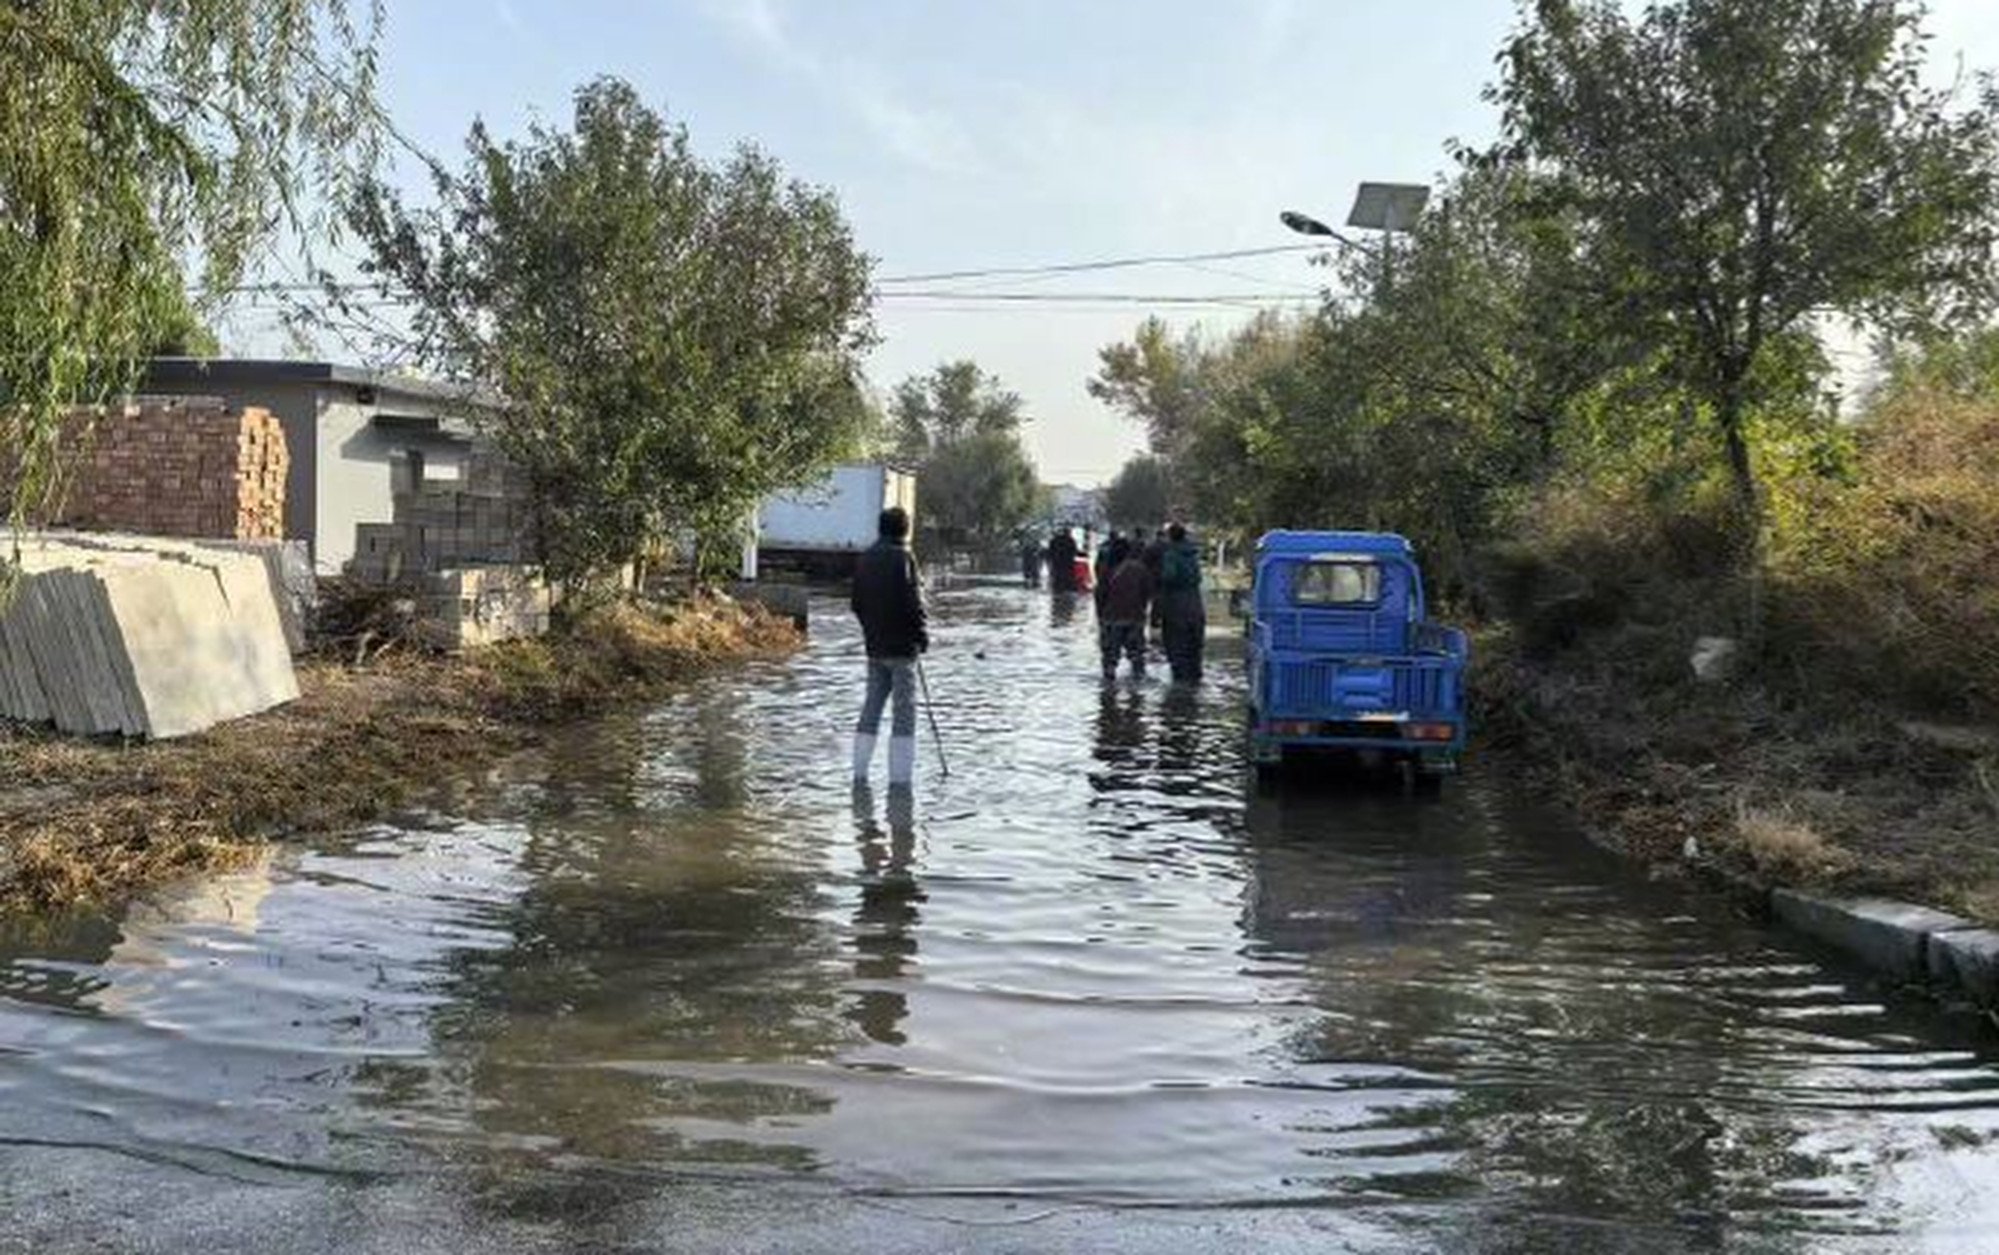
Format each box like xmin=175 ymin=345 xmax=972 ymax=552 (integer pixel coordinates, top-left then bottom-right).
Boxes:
xmin=224 ymin=0 xmax=1999 ymax=487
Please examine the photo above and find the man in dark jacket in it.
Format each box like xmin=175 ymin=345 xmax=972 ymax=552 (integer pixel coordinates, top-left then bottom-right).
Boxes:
xmin=850 ymin=507 xmax=928 ymax=786
xmin=1092 ymin=530 xmax=1128 ymax=613
xmin=1157 ymin=522 xmax=1205 ymax=683
xmin=1046 ymin=528 xmax=1079 ymax=593
xmin=1099 ymin=546 xmax=1154 ymax=679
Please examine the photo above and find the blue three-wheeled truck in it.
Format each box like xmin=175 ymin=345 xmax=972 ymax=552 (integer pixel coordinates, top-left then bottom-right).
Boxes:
xmin=1244 ymin=531 xmax=1469 ymax=782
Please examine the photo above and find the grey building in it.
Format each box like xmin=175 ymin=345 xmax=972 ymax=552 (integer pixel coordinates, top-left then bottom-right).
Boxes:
xmin=141 ymin=359 xmax=495 ymax=574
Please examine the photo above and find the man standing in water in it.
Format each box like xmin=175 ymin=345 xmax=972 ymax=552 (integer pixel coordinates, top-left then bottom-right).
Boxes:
xmin=1019 ymin=532 xmax=1043 ymax=588
xmin=851 ymin=506 xmax=928 ymax=786
xmin=1099 ymin=542 xmax=1154 ymax=680
xmin=1157 ymin=522 xmax=1206 ymax=683
xmin=1046 ymin=527 xmax=1080 ymax=593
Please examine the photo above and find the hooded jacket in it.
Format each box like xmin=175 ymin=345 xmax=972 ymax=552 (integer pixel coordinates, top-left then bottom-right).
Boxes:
xmin=851 ymin=538 xmax=928 ymax=658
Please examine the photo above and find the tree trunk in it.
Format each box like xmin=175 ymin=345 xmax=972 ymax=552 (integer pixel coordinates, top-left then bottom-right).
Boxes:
xmin=1719 ymin=401 xmax=1757 ymax=523
xmin=1714 ymin=377 xmax=1765 ymax=646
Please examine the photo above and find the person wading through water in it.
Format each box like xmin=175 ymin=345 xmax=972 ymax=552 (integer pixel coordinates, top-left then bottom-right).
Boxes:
xmin=851 ymin=506 xmax=929 ymax=787
xmin=1139 ymin=525 xmax=1165 ymax=640
xmin=1092 ymin=530 xmax=1128 ymax=614
xmin=1046 ymin=527 xmax=1080 ymax=594
xmin=1099 ymin=540 xmax=1154 ymax=680
xmin=1019 ymin=532 xmax=1043 ymax=588
xmin=1158 ymin=522 xmax=1206 ymax=683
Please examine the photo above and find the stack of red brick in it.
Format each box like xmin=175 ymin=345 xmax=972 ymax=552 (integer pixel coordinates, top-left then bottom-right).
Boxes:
xmin=50 ymin=397 xmax=288 ymax=541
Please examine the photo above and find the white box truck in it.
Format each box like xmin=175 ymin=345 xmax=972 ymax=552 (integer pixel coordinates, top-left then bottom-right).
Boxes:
xmin=757 ymin=463 xmax=917 ymax=578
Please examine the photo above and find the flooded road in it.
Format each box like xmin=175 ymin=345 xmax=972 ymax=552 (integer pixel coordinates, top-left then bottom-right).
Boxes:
xmin=4 ymin=584 xmax=1999 ymax=1252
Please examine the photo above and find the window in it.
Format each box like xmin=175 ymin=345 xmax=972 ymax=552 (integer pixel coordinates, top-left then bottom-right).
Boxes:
xmin=1293 ymin=560 xmax=1380 ymax=606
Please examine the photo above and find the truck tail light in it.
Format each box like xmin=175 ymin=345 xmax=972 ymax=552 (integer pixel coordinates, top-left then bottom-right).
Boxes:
xmin=1404 ymin=721 xmax=1456 ymax=742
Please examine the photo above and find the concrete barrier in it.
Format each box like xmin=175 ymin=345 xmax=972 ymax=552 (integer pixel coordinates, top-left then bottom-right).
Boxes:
xmin=731 ymin=582 xmax=810 ymax=632
xmin=1767 ymin=887 xmax=1999 ymax=1011
xmin=1926 ymin=928 xmax=1999 ymax=1007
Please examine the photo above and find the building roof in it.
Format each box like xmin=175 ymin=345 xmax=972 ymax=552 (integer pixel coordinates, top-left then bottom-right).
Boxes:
xmin=1255 ymin=530 xmax=1414 ymax=558
xmin=143 ymin=358 xmax=505 ymax=411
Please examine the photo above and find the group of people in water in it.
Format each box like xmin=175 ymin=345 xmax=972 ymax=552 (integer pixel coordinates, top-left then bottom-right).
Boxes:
xmin=1056 ymin=523 xmax=1206 ymax=685
xmin=849 ymin=507 xmax=1208 ymax=787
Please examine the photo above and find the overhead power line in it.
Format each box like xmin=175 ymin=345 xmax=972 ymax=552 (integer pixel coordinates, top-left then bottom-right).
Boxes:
xmin=877 ymin=290 xmax=1313 ymax=305
xmin=219 ymin=242 xmax=1329 ymax=299
xmin=875 ymin=243 xmax=1322 ymax=285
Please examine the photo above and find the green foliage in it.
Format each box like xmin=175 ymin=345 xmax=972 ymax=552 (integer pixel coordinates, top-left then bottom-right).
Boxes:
xmin=889 ymin=361 xmax=1040 ymax=547
xmin=1087 ymin=318 xmax=1208 ymax=465
xmin=1103 ymin=455 xmax=1172 ymax=528
xmin=920 ymin=429 xmax=1043 ymax=550
xmin=0 ymin=0 xmax=382 ymax=531
xmin=890 ymin=358 xmax=1022 ymax=459
xmin=1491 ymin=0 xmax=1999 ymax=511
xmin=350 ymin=77 xmax=876 ymax=591
xmin=1765 ymin=351 xmax=1999 ymax=715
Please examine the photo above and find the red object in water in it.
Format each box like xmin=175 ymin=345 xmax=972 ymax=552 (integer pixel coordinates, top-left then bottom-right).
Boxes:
xmin=1074 ymin=558 xmax=1094 ymax=592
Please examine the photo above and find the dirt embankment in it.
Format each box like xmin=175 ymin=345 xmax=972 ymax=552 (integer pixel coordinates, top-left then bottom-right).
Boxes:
xmin=0 ymin=598 xmax=800 ymax=913
xmin=1474 ymin=627 xmax=1999 ymax=927
xmin=1465 ymin=377 xmax=1999 ymax=926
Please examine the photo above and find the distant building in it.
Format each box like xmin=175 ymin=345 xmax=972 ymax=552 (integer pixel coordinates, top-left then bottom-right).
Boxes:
xmin=1042 ymin=483 xmax=1107 ymax=533
xmin=140 ymin=358 xmax=499 ymax=574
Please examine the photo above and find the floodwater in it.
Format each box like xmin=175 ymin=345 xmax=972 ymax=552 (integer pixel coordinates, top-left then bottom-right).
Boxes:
xmin=3 ymin=584 xmax=1999 ymax=1253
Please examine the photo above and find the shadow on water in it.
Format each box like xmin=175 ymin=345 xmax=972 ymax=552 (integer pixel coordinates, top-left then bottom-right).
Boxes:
xmin=1 ymin=585 xmax=1998 ymax=1250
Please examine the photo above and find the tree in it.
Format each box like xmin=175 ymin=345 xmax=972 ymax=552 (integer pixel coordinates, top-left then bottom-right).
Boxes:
xmin=1087 ymin=318 xmax=1208 ymax=465
xmin=921 ymin=429 xmax=1044 ymax=549
xmin=1104 ymin=455 xmax=1173 ymax=528
xmin=0 ymin=0 xmax=382 ymax=534
xmin=350 ymin=77 xmax=876 ymax=591
xmin=889 ymin=359 xmax=1022 ymax=459
xmin=889 ymin=361 xmax=1040 ymax=548
xmin=1492 ymin=0 xmax=1999 ymax=515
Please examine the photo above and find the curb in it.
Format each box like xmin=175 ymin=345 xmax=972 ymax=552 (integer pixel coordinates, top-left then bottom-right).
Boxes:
xmin=1768 ymin=887 xmax=1999 ymax=1009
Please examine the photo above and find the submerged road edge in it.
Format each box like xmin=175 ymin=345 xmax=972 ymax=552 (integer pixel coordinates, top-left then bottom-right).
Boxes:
xmin=1767 ymin=887 xmax=1999 ymax=1010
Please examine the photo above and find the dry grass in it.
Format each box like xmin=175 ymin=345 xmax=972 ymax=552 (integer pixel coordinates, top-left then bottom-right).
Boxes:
xmin=1729 ymin=805 xmax=1857 ymax=883
xmin=0 ymin=595 xmax=799 ymax=914
xmin=1473 ymin=390 xmax=1999 ymax=922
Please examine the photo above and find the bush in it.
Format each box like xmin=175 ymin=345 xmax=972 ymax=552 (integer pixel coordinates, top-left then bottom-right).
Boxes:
xmin=1766 ymin=390 xmax=1999 ymax=717
xmin=1481 ymin=473 xmax=1744 ymax=658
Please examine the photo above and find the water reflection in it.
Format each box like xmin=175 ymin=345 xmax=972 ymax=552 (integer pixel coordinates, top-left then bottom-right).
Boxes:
xmin=846 ymin=785 xmax=923 ymax=1047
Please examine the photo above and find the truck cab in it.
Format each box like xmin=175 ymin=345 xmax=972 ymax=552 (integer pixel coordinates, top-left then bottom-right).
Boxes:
xmin=1245 ymin=530 xmax=1468 ymax=778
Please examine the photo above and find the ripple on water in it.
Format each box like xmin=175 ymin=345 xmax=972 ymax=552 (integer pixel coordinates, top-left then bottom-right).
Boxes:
xmin=1 ymin=584 xmax=1998 ymax=1242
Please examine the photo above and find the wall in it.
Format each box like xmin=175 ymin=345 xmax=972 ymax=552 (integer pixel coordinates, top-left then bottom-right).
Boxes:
xmin=349 ymin=444 xmax=530 ymax=584
xmin=47 ymin=398 xmax=288 ymax=540
xmin=313 ymin=392 xmax=473 ymax=575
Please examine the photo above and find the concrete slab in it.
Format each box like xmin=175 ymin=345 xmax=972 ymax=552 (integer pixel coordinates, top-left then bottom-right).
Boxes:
xmin=206 ymin=556 xmax=301 ymax=707
xmin=18 ymin=576 xmax=87 ymax=735
xmin=199 ymin=539 xmax=313 ymax=654
xmin=101 ymin=561 xmax=221 ymax=738
xmin=1927 ymin=928 xmax=1999 ymax=1007
xmin=1771 ymin=889 xmax=1975 ymax=981
xmin=4 ymin=534 xmax=299 ymax=739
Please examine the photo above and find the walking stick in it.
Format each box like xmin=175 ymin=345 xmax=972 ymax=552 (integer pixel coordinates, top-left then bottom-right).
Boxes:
xmin=915 ymin=656 xmax=951 ymax=778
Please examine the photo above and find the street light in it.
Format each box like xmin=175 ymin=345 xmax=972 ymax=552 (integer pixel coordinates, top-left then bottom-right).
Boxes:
xmin=1281 ymin=181 xmax=1429 ymax=297
xmin=1279 ymin=209 xmax=1338 ymax=239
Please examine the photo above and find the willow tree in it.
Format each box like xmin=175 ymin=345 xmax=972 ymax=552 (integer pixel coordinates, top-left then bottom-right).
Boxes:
xmin=0 ymin=0 xmax=382 ymax=531
xmin=350 ymin=77 xmax=876 ymax=590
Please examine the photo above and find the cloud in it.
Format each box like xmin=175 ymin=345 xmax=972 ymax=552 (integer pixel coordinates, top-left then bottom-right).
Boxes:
xmin=698 ymin=0 xmax=981 ymax=174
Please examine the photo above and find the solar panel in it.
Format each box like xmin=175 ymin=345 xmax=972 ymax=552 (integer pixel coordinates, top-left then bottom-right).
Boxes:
xmin=1346 ymin=182 xmax=1429 ymax=232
